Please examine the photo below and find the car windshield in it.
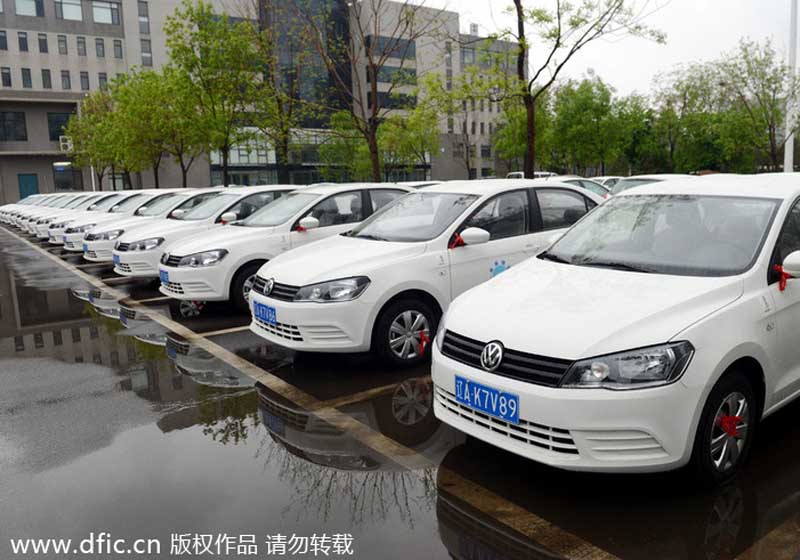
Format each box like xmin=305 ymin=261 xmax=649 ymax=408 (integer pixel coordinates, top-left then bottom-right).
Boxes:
xmin=92 ymin=194 xmax=123 ymax=211
xmin=50 ymin=197 xmax=74 ymax=208
xmin=347 ymin=192 xmax=479 ymax=242
xmin=75 ymin=195 xmax=101 ymax=209
xmin=239 ymin=193 xmax=319 ymax=227
xmin=110 ymin=194 xmax=147 ymax=213
xmin=542 ymin=194 xmax=780 ymax=277
xmin=611 ymin=178 xmax=660 ymax=195
xmin=178 ymin=193 xmax=240 ymax=221
xmin=137 ymin=193 xmax=183 ymax=216
xmin=63 ymin=197 xmax=89 ymax=209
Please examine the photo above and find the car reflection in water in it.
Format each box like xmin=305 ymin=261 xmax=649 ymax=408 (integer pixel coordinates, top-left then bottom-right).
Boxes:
xmin=436 ymin=397 xmax=800 ymax=560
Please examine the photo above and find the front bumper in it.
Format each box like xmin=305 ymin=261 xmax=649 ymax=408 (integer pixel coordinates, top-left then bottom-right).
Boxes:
xmin=63 ymin=232 xmax=86 ymax=251
xmin=48 ymin=228 xmax=66 ymax=245
xmin=431 ymin=345 xmax=701 ymax=473
xmin=157 ymin=265 xmax=227 ymax=301
xmin=34 ymin=222 xmax=52 ymax=238
xmin=248 ymin=291 xmax=373 ymax=352
xmin=112 ymin=249 xmax=160 ymax=278
xmin=83 ymin=239 xmax=115 ymax=262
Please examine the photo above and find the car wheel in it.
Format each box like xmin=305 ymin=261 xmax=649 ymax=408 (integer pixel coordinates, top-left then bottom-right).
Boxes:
xmin=690 ymin=371 xmax=757 ymax=486
xmin=231 ymin=262 xmax=262 ymax=312
xmin=372 ymin=299 xmax=438 ymax=367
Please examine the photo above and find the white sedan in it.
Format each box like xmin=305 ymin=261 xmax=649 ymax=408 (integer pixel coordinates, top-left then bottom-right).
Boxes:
xmin=82 ymin=189 xmax=222 ymax=262
xmin=48 ymin=192 xmax=125 ymax=246
xmin=113 ymin=185 xmax=294 ymax=279
xmin=248 ymin=180 xmax=603 ymax=365
xmin=158 ymin=183 xmax=412 ymax=311
xmin=432 ymin=173 xmax=800 ymax=483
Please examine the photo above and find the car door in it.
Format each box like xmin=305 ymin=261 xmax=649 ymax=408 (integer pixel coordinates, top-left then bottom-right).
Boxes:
xmin=448 ymin=189 xmax=538 ymax=298
xmin=533 ymin=187 xmax=596 ymax=250
xmin=289 ymin=190 xmax=366 ymax=248
xmin=766 ymin=198 xmax=800 ymax=403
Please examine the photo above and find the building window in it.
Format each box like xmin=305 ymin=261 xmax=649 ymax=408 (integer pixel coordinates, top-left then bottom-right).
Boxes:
xmin=18 ymin=31 xmax=28 ymax=51
xmin=55 ymin=0 xmax=81 ymax=20
xmin=61 ymin=69 xmax=71 ymax=90
xmin=21 ymin=68 xmax=32 ymax=88
xmin=47 ymin=113 xmax=71 ymax=141
xmin=0 ymin=31 xmax=6 ymax=51
xmin=14 ymin=336 xmax=24 ymax=351
xmin=0 ymin=112 xmax=28 ymax=141
xmin=57 ymin=34 xmax=67 ymax=54
xmin=79 ymin=71 xmax=88 ymax=90
xmin=113 ymin=38 xmax=122 ymax=58
xmin=95 ymin=37 xmax=104 ymax=57
xmin=52 ymin=330 xmax=62 ymax=346
xmin=480 ymin=122 xmax=485 ymax=135
xmin=138 ymin=1 xmax=149 ymax=34
xmin=41 ymin=68 xmax=51 ymax=88
xmin=77 ymin=36 xmax=86 ymax=55
xmin=37 ymin=32 xmax=47 ymax=52
xmin=15 ymin=0 xmax=43 ymax=16
xmin=1 ymin=67 xmax=11 ymax=87
xmin=471 ymin=121 xmax=476 ymax=135
xmin=461 ymin=47 xmax=475 ymax=66
xmin=140 ymin=38 xmax=152 ymax=66
xmin=447 ymin=117 xmax=454 ymax=134
xmin=71 ymin=327 xmax=80 ymax=342
xmin=98 ymin=72 xmax=107 ymax=89
xmin=34 ymin=332 xmax=44 ymax=348
xmin=92 ymin=1 xmax=119 ymax=24
xmin=480 ymin=144 xmax=491 ymax=158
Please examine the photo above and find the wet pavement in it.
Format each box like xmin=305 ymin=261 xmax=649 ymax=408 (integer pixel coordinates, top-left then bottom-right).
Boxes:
xmin=2 ymin=226 xmax=800 ymax=559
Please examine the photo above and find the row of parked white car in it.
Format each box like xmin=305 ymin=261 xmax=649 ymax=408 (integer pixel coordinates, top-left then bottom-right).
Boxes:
xmin=7 ymin=171 xmax=800 ymax=485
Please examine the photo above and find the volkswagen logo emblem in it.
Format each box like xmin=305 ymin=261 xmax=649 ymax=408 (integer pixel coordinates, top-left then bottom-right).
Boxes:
xmin=480 ymin=341 xmax=504 ymax=372
xmin=264 ymin=277 xmax=274 ymax=295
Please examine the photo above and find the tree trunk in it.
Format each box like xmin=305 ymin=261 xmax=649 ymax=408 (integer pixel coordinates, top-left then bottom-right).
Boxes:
xmin=366 ymin=127 xmax=381 ymax=182
xmin=221 ymin=145 xmax=230 ymax=187
xmin=180 ymin=163 xmax=189 ymax=189
xmin=152 ymin=163 xmax=160 ymax=189
xmin=276 ymin=135 xmax=291 ymax=184
xmin=523 ymin=94 xmax=536 ymax=177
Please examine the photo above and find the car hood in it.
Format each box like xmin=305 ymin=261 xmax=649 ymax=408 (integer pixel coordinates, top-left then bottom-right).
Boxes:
xmin=445 ymin=259 xmax=744 ymax=360
xmin=69 ymin=213 xmax=121 ymax=229
xmin=167 ymin=225 xmax=278 ymax=255
xmin=117 ymin=219 xmax=205 ymax=243
xmin=90 ymin=215 xmax=153 ymax=234
xmin=263 ymin=235 xmax=427 ymax=285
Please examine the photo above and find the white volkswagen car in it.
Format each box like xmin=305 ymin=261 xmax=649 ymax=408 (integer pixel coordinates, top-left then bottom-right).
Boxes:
xmin=432 ymin=173 xmax=800 ymax=483
xmin=47 ymin=192 xmax=125 ymax=245
xmin=19 ymin=193 xmax=86 ymax=233
xmin=82 ymin=188 xmax=221 ymax=263
xmin=0 ymin=194 xmax=46 ymax=224
xmin=248 ymin=180 xmax=603 ymax=365
xmin=158 ymin=183 xmax=412 ymax=311
xmin=34 ymin=193 xmax=117 ymax=239
xmin=113 ymin=185 xmax=294 ymax=279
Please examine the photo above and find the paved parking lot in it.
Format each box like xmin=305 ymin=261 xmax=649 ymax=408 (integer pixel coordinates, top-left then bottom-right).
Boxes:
xmin=3 ymin=225 xmax=800 ymax=560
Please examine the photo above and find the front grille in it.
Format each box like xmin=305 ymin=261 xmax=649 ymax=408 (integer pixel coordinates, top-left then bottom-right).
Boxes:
xmin=435 ymin=387 xmax=578 ymax=455
xmin=84 ymin=233 xmax=100 ymax=241
xmin=161 ymin=281 xmax=184 ymax=295
xmin=253 ymin=315 xmax=303 ymax=341
xmin=252 ymin=276 xmax=300 ymax=301
xmin=441 ymin=330 xmax=572 ymax=388
xmin=166 ymin=336 xmax=190 ymax=356
xmin=116 ymin=262 xmax=132 ymax=273
xmin=163 ymin=254 xmax=182 ymax=267
xmin=258 ymin=393 xmax=309 ymax=431
xmin=116 ymin=242 xmax=130 ymax=252
xmin=85 ymin=250 xmax=98 ymax=259
xmin=120 ymin=307 xmax=137 ymax=320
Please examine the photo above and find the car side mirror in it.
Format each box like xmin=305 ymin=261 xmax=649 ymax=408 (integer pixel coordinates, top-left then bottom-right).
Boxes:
xmin=88 ymin=204 xmax=98 ymax=210
xmin=110 ymin=205 xmax=120 ymax=212
xmin=460 ymin=227 xmax=490 ymax=246
xmin=782 ymin=250 xmax=800 ymax=277
xmin=297 ymin=216 xmax=320 ymax=231
xmin=170 ymin=208 xmax=185 ymax=219
xmin=220 ymin=211 xmax=238 ymax=224
xmin=135 ymin=206 xmax=148 ymax=215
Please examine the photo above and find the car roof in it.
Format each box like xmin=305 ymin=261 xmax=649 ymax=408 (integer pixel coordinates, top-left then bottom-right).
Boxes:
xmin=416 ymin=178 xmax=596 ymax=197
xmin=619 ymin=174 xmax=696 ymax=181
xmin=297 ymin=182 xmax=412 ymax=195
xmin=619 ymin=173 xmax=800 ymax=199
xmin=219 ymin=185 xmax=297 ymax=195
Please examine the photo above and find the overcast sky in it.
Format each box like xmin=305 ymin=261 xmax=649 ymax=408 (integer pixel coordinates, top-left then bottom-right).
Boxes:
xmin=424 ymin=0 xmax=791 ymax=96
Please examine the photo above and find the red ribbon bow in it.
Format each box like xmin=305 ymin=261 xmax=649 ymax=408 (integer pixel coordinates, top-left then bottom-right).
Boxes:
xmin=418 ymin=331 xmax=430 ymax=355
xmin=719 ymin=415 xmax=742 ymax=437
xmin=449 ymin=233 xmax=464 ymax=250
xmin=774 ymin=264 xmax=792 ymax=292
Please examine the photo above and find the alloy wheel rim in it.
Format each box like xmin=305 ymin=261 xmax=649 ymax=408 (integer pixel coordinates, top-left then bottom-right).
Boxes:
xmin=391 ymin=379 xmax=433 ymax=425
xmin=242 ymin=274 xmax=256 ymax=298
xmin=388 ymin=310 xmax=430 ymax=360
xmin=710 ymin=391 xmax=750 ymax=472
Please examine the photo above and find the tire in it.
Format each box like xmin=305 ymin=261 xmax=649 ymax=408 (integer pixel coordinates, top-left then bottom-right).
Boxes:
xmin=372 ymin=298 xmax=439 ymax=367
xmin=689 ymin=370 xmax=758 ymax=486
xmin=230 ymin=262 xmax=263 ymax=312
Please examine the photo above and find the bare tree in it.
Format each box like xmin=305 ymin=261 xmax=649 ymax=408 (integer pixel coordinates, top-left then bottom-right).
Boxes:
xmin=291 ymin=0 xmax=447 ymax=181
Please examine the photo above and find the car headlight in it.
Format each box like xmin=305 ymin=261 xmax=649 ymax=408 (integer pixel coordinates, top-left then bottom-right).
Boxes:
xmin=50 ymin=221 xmax=70 ymax=229
xmin=128 ymin=237 xmax=165 ymax=252
xmin=293 ymin=276 xmax=370 ymax=303
xmin=560 ymin=341 xmax=694 ymax=390
xmin=65 ymin=223 xmax=96 ymax=234
xmin=37 ymin=217 xmax=54 ymax=224
xmin=99 ymin=229 xmax=124 ymax=241
xmin=177 ymin=249 xmax=228 ymax=267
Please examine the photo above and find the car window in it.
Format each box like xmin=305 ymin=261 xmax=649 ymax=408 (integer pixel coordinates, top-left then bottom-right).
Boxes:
xmin=172 ymin=192 xmax=218 ymax=214
xmin=611 ymin=178 xmax=660 ymax=195
xmin=370 ymin=189 xmax=406 ymax=212
xmin=774 ymin=199 xmax=800 ymax=265
xmin=304 ymin=191 xmax=364 ymax=227
xmin=604 ymin=178 xmax=619 ymax=188
xmin=571 ymin=180 xmax=607 ymax=197
xmin=136 ymin=193 xmax=183 ymax=216
xmin=536 ymin=189 xmax=590 ymax=230
xmin=239 ymin=193 xmax=320 ymax=227
xmin=219 ymin=192 xmax=282 ymax=222
xmin=462 ymin=190 xmax=529 ymax=240
xmin=111 ymin=194 xmax=147 ymax=213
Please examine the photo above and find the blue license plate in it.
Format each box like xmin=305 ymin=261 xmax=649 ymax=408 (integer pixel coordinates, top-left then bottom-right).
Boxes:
xmin=167 ymin=346 xmax=177 ymax=359
xmin=454 ymin=375 xmax=519 ymax=424
xmin=159 ymin=269 xmax=169 ymax=284
xmin=253 ymin=301 xmax=277 ymax=325
xmin=113 ymin=254 xmax=120 ymax=265
xmin=82 ymin=243 xmax=88 ymax=252
xmin=61 ymin=235 xmax=66 ymax=242
xmin=263 ymin=410 xmax=285 ymax=436
xmin=119 ymin=309 xmax=127 ymax=325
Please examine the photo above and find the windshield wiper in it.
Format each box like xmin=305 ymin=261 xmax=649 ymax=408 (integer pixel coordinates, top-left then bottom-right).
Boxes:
xmin=538 ymin=251 xmax=572 ymax=264
xmin=575 ymin=259 xmax=654 ymax=273
xmin=352 ymin=234 xmax=389 ymax=241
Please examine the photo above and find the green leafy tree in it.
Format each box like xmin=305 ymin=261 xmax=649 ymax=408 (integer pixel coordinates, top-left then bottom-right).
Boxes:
xmin=165 ymin=0 xmax=261 ymax=186
xmin=379 ymin=100 xmax=440 ymax=179
xmin=65 ymin=89 xmax=117 ymax=189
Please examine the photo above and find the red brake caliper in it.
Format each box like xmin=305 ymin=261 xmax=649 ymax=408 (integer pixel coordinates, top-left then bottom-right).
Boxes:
xmin=719 ymin=415 xmax=742 ymax=437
